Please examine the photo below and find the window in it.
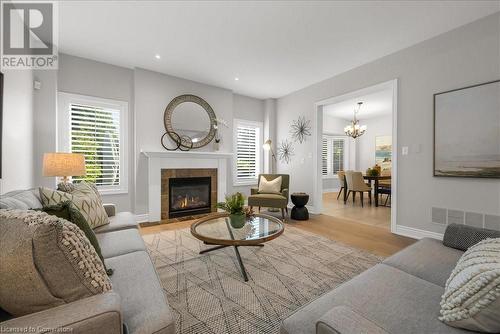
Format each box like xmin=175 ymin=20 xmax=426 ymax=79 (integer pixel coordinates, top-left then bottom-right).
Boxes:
xmin=233 ymin=119 xmax=263 ymax=185
xmin=58 ymin=93 xmax=128 ymax=194
xmin=322 ymin=135 xmax=347 ymax=177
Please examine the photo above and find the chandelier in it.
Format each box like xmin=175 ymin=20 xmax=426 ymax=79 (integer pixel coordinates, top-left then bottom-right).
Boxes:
xmin=344 ymin=102 xmax=367 ymax=139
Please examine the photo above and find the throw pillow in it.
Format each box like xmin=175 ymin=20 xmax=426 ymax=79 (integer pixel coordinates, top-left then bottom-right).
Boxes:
xmin=40 ymin=183 xmax=109 ymax=228
xmin=439 ymin=238 xmax=500 ymax=332
xmin=58 ymin=181 xmax=103 ymax=203
xmin=0 ymin=209 xmax=111 ymax=316
xmin=39 ymin=201 xmax=111 ymax=274
xmin=258 ymin=175 xmax=282 ymax=194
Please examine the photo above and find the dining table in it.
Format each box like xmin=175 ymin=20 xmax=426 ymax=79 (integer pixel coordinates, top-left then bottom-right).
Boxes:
xmin=343 ymin=174 xmax=391 ymax=207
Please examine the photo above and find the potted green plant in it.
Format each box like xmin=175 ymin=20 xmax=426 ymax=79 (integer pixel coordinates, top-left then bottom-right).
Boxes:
xmin=216 ymin=192 xmax=247 ymax=228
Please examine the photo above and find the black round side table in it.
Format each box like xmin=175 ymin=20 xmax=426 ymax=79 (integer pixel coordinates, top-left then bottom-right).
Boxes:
xmin=291 ymin=193 xmax=309 ymax=221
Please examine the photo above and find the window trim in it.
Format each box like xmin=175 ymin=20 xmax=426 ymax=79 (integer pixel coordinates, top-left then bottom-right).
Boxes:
xmin=57 ymin=92 xmax=129 ymax=195
xmin=233 ymin=118 xmax=263 ymax=187
xmin=322 ymin=134 xmax=349 ymax=179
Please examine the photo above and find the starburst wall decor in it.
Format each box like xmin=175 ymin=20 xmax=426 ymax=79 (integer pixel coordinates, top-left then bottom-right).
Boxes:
xmin=290 ymin=116 xmax=311 ymax=144
xmin=277 ymin=139 xmax=294 ymax=164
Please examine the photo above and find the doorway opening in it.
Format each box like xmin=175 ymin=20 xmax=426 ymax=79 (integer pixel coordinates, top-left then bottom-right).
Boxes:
xmin=313 ymin=80 xmax=398 ymax=232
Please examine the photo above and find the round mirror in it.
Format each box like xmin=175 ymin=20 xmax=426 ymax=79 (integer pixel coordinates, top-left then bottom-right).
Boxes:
xmin=164 ymin=95 xmax=217 ymax=149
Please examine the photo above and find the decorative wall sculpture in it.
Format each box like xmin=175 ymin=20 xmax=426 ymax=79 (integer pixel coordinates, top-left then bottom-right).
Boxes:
xmin=290 ymin=115 xmax=311 ymax=144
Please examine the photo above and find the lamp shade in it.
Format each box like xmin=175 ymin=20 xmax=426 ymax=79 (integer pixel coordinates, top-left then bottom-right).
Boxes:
xmin=263 ymin=139 xmax=272 ymax=151
xmin=43 ymin=153 xmax=86 ymax=177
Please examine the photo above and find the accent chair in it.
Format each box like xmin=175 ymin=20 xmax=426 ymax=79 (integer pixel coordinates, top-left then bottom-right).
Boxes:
xmin=248 ymin=174 xmax=290 ymax=219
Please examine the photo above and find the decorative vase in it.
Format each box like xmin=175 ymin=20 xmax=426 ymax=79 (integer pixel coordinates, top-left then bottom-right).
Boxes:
xmin=229 ymin=213 xmax=246 ymax=228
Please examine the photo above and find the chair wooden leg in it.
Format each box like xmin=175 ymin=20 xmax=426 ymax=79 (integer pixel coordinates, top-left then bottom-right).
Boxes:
xmin=369 ymin=192 xmax=372 ymax=205
xmin=258 ymin=207 xmax=261 ymax=212
xmin=281 ymin=208 xmax=285 ymax=219
xmin=352 ymin=191 xmax=356 ymax=203
xmin=345 ymin=191 xmax=351 ymax=203
xmin=285 ymin=207 xmax=289 ymax=215
xmin=360 ymin=192 xmax=364 ymax=207
xmin=336 ymin=187 xmax=344 ymax=200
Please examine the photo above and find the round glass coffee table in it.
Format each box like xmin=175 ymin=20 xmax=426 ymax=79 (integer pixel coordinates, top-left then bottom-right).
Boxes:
xmin=191 ymin=213 xmax=284 ymax=281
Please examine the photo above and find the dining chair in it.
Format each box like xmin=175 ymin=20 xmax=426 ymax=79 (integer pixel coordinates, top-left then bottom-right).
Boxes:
xmin=336 ymin=170 xmax=346 ymax=200
xmin=345 ymin=171 xmax=372 ymax=207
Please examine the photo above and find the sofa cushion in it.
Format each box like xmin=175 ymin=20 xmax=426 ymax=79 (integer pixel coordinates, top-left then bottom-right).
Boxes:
xmin=439 ymin=238 xmax=500 ymax=332
xmin=105 ymin=251 xmax=175 ymax=334
xmin=383 ymin=238 xmax=463 ymax=287
xmin=40 ymin=184 xmax=109 ymax=229
xmin=248 ymin=193 xmax=287 ymax=207
xmin=97 ymin=229 xmax=146 ymax=259
xmin=281 ymin=263 xmax=470 ymax=334
xmin=316 ymin=306 xmax=390 ymax=334
xmin=0 ymin=189 xmax=42 ymax=210
xmin=0 ymin=210 xmax=111 ymax=316
xmin=94 ymin=212 xmax=138 ymax=234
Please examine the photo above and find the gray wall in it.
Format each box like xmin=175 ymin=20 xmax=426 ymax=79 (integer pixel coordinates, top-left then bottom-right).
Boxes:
xmin=0 ymin=70 xmax=34 ymax=194
xmin=57 ymin=54 xmax=135 ymax=212
xmin=34 ymin=56 xmax=268 ymax=214
xmin=276 ymin=13 xmax=500 ymax=234
xmin=357 ymin=115 xmax=392 ymax=172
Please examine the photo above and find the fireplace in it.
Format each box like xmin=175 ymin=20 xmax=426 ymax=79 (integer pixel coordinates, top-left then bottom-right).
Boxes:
xmin=161 ymin=168 xmax=217 ymax=221
xmin=169 ymin=177 xmax=211 ymax=218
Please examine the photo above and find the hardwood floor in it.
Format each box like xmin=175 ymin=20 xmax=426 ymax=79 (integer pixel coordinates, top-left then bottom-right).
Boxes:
xmin=140 ymin=210 xmax=415 ymax=257
xmin=323 ymin=191 xmax=391 ymax=230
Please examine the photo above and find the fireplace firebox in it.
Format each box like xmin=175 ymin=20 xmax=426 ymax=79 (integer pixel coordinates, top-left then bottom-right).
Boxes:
xmin=168 ymin=177 xmax=212 ymax=218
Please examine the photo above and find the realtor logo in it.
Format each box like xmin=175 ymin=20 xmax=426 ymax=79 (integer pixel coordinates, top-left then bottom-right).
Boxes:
xmin=1 ymin=1 xmax=58 ymax=69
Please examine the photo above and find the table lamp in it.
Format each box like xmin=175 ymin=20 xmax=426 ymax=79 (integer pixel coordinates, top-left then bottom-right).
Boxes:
xmin=43 ymin=153 xmax=86 ymax=184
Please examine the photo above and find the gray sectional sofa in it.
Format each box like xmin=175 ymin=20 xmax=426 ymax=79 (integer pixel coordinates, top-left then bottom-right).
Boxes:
xmin=0 ymin=189 xmax=175 ymax=334
xmin=281 ymin=224 xmax=500 ymax=334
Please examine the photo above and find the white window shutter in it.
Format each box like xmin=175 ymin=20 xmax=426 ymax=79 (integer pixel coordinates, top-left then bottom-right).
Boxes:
xmin=70 ymin=103 xmax=121 ymax=187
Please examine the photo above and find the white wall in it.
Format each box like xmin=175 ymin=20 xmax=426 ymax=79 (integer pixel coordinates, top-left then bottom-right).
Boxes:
xmin=322 ymin=114 xmax=357 ymax=191
xmin=356 ymin=115 xmax=392 ymax=172
xmin=0 ymin=70 xmax=35 ymax=193
xmin=276 ymin=13 xmax=500 ymax=235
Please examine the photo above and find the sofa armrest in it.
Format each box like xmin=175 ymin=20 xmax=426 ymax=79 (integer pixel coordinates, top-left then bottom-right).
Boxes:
xmin=281 ymin=188 xmax=289 ymax=200
xmin=443 ymin=223 xmax=500 ymax=251
xmin=316 ymin=306 xmax=389 ymax=334
xmin=103 ymin=203 xmax=116 ymax=217
xmin=1 ymin=292 xmax=122 ymax=334
xmin=251 ymin=187 xmax=259 ymax=195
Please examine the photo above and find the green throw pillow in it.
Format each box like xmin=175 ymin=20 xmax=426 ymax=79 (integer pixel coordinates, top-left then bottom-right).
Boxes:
xmin=39 ymin=201 xmax=113 ymax=276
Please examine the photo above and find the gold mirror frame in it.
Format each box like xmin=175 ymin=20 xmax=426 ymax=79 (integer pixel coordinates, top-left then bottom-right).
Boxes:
xmin=164 ymin=94 xmax=217 ymax=149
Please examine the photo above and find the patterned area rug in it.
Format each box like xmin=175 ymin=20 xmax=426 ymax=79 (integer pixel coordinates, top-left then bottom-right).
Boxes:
xmin=143 ymin=225 xmax=383 ymax=334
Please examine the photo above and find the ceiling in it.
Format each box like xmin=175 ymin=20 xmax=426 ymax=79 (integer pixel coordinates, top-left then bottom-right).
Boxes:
xmin=58 ymin=1 xmax=500 ymax=99
xmin=323 ymin=89 xmax=393 ymax=121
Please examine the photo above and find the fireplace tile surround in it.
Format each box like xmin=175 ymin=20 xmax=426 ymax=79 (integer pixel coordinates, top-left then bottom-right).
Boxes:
xmin=143 ymin=151 xmax=232 ymax=223
xmin=161 ymin=168 xmax=217 ymax=220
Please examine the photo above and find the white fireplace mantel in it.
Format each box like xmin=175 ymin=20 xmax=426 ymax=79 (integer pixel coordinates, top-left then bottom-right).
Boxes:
xmin=142 ymin=150 xmax=233 ymax=222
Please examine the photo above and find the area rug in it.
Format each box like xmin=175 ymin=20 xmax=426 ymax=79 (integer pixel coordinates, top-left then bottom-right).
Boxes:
xmin=143 ymin=225 xmax=383 ymax=334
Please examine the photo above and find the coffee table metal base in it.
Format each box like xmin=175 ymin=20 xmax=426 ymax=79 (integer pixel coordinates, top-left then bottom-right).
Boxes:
xmin=200 ymin=243 xmax=264 ymax=282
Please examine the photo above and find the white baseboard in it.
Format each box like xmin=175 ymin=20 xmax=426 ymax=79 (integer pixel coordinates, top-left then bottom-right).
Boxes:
xmin=135 ymin=214 xmax=149 ymax=223
xmin=323 ymin=188 xmax=340 ymax=193
xmin=394 ymin=225 xmax=443 ymax=240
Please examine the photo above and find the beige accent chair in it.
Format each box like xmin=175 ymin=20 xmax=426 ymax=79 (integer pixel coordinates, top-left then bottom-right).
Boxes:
xmin=248 ymin=174 xmax=289 ymax=219
xmin=345 ymin=171 xmax=372 ymax=207
xmin=336 ymin=171 xmax=346 ymax=200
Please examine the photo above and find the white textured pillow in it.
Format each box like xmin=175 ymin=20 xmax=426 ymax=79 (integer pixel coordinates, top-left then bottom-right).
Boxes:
xmin=439 ymin=238 xmax=500 ymax=332
xmin=258 ymin=176 xmax=282 ymax=194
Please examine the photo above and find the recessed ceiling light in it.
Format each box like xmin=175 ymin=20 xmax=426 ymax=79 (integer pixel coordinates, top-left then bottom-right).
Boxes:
xmin=155 ymin=54 xmax=161 ymax=59
xmin=234 ymin=77 xmax=239 ymax=81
